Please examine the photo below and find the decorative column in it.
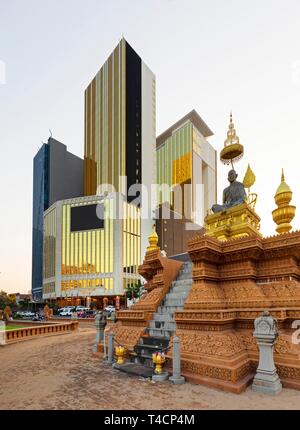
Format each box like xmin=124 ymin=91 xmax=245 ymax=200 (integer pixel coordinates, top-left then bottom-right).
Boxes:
xmin=107 ymin=331 xmax=115 ymax=365
xmin=92 ymin=311 xmax=107 ymax=353
xmin=169 ymin=337 xmax=185 ymax=385
xmin=252 ymin=311 xmax=282 ymax=395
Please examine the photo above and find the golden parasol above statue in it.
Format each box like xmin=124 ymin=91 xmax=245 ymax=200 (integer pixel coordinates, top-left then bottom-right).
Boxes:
xmin=220 ymin=112 xmax=244 ymax=168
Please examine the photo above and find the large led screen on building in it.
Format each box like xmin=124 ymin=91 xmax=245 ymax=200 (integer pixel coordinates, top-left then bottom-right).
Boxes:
xmin=71 ymin=204 xmax=104 ymax=232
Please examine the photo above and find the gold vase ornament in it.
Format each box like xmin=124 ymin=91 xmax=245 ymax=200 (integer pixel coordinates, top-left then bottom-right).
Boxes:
xmin=152 ymin=352 xmax=166 ymax=374
xmin=115 ymin=346 xmax=126 ymax=365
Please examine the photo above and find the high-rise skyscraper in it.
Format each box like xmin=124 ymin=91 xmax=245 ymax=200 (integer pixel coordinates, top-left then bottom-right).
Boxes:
xmin=84 ymin=38 xmax=156 ymax=257
xmin=32 ymin=137 xmax=83 ymax=299
xmin=156 ymin=110 xmax=217 ymax=255
xmin=42 ymin=39 xmax=156 ymax=307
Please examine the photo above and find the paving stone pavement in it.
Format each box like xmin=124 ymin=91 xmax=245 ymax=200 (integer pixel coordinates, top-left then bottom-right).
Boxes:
xmin=0 ymin=326 xmax=300 ymax=410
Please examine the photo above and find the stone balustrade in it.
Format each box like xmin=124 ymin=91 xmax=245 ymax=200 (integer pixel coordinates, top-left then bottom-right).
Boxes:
xmin=4 ymin=321 xmax=78 ymax=345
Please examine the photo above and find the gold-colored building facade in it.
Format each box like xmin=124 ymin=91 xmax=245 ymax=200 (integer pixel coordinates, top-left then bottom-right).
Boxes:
xmin=157 ymin=122 xmax=193 ymax=209
xmin=84 ymin=39 xmax=126 ymax=196
xmin=43 ymin=196 xmax=141 ymax=301
xmin=156 ymin=110 xmax=217 ymax=224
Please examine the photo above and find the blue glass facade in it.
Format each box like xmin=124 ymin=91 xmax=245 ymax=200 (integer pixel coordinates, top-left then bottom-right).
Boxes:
xmin=32 ymin=138 xmax=83 ymax=300
xmin=32 ymin=144 xmax=49 ymax=299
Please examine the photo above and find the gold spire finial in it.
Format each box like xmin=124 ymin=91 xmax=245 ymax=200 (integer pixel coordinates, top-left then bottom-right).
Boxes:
xmin=147 ymin=223 xmax=159 ymax=252
xmin=220 ymin=112 xmax=244 ymax=165
xmin=272 ymin=169 xmax=295 ymax=234
xmin=225 ymin=112 xmax=239 ymax=146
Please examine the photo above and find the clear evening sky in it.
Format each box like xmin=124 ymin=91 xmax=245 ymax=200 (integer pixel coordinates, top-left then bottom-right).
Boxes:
xmin=1 ymin=0 xmax=300 ymax=293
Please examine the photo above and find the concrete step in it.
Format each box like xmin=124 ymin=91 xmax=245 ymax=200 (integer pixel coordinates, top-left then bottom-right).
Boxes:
xmin=131 ymin=260 xmax=192 ymax=365
xmin=172 ymin=282 xmax=192 ymax=288
xmin=114 ymin=363 xmax=154 ymax=377
xmin=170 ymin=288 xmax=191 ymax=296
xmin=166 ymin=291 xmax=189 ymax=300
xmin=176 ymin=274 xmax=192 ymax=281
xmin=164 ymin=298 xmax=186 ymax=307
xmin=172 ymin=279 xmax=193 ymax=287
xmin=179 ymin=265 xmax=193 ymax=273
xmin=138 ymin=336 xmax=169 ymax=348
xmin=135 ymin=344 xmax=165 ymax=359
xmin=157 ymin=305 xmax=183 ymax=314
xmin=148 ymin=328 xmax=172 ymax=338
xmin=180 ymin=262 xmax=192 ymax=270
xmin=178 ymin=270 xmax=192 ymax=277
xmin=153 ymin=313 xmax=174 ymax=322
xmin=149 ymin=320 xmax=177 ymax=331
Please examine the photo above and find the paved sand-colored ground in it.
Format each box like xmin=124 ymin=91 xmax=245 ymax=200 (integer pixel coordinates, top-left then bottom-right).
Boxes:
xmin=0 ymin=325 xmax=300 ymax=410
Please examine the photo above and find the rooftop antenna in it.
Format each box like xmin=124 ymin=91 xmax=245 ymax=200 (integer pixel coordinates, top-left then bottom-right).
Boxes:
xmin=49 ymin=129 xmax=53 ymax=138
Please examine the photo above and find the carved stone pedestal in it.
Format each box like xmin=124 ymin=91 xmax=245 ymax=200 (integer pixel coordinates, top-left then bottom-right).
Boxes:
xmin=93 ymin=311 xmax=107 ymax=353
xmin=252 ymin=312 xmax=282 ymax=395
xmin=152 ymin=372 xmax=169 ymax=382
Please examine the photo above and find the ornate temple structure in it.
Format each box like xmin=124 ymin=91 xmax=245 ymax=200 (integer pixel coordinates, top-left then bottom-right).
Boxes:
xmin=99 ymin=115 xmax=300 ymax=393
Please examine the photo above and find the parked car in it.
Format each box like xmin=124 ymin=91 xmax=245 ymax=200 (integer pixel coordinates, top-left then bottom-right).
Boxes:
xmin=75 ymin=306 xmax=89 ymax=312
xmin=59 ymin=310 xmax=72 ymax=317
xmin=84 ymin=310 xmax=97 ymax=318
xmin=59 ymin=307 xmax=75 ymax=317
xmin=32 ymin=313 xmax=44 ymax=322
xmin=15 ymin=311 xmax=35 ymax=319
xmin=77 ymin=309 xmax=96 ymax=318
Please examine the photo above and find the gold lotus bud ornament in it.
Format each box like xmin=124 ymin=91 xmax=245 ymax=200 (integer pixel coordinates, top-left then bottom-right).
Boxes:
xmin=115 ymin=345 xmax=126 ymax=365
xmin=272 ymin=169 xmax=296 ymax=234
xmin=152 ymin=351 xmax=166 ymax=374
xmin=220 ymin=112 xmax=244 ymax=168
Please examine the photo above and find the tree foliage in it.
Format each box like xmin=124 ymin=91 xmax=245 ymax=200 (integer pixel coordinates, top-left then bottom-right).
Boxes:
xmin=124 ymin=280 xmax=144 ymax=300
xmin=0 ymin=291 xmax=16 ymax=309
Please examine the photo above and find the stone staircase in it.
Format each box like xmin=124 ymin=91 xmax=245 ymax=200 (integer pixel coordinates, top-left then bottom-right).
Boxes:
xmin=132 ymin=261 xmax=193 ymax=367
xmin=148 ymin=261 xmax=193 ymax=338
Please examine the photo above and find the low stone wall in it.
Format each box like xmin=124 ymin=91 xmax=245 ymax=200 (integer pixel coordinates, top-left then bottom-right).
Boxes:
xmin=3 ymin=321 xmax=78 ymax=345
xmin=50 ymin=317 xmax=95 ymax=324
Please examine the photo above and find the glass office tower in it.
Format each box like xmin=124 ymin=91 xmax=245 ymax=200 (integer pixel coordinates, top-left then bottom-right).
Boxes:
xmin=84 ymin=38 xmax=156 ymax=259
xmin=32 ymin=138 xmax=83 ymax=299
xmin=32 ymin=144 xmax=49 ymax=300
